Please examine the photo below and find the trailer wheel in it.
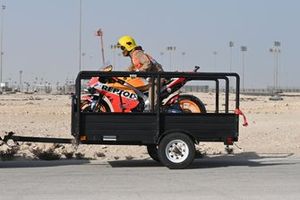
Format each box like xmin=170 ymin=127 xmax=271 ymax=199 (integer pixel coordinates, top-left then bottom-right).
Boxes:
xmin=146 ymin=145 xmax=160 ymax=162
xmin=158 ymin=133 xmax=195 ymax=169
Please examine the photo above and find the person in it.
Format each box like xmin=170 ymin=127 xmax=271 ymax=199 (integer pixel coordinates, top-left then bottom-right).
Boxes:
xmin=117 ymin=35 xmax=163 ymax=73
xmin=117 ymin=35 xmax=164 ymax=111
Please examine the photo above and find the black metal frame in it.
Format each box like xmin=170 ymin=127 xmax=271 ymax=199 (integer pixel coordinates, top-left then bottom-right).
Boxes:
xmin=1 ymin=132 xmax=74 ymax=144
xmin=71 ymin=71 xmax=240 ymax=145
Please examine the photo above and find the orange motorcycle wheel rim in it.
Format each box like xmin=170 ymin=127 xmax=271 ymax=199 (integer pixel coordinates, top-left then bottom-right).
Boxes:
xmin=95 ymin=104 xmax=108 ymax=112
xmin=81 ymin=102 xmax=108 ymax=112
xmin=179 ymin=100 xmax=201 ymax=113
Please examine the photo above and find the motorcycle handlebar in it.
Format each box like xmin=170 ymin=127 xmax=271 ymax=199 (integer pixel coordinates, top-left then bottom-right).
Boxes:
xmin=193 ymin=66 xmax=200 ymax=72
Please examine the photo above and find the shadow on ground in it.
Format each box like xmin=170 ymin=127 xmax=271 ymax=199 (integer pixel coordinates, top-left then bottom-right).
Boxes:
xmin=0 ymin=152 xmax=296 ymax=169
xmin=108 ymin=152 xmax=296 ymax=169
xmin=0 ymin=159 xmax=90 ymax=168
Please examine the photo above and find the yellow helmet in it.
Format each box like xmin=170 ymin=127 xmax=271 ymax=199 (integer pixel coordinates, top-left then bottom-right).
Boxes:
xmin=117 ymin=35 xmax=137 ymax=52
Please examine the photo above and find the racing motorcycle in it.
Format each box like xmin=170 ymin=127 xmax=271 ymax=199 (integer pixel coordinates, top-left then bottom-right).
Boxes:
xmin=81 ymin=66 xmax=206 ymax=113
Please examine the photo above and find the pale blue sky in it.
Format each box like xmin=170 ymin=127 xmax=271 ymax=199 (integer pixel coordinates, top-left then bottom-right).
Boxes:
xmin=1 ymin=0 xmax=300 ymax=88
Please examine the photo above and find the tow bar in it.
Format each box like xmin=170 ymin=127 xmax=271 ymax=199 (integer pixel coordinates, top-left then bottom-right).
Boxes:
xmin=0 ymin=132 xmax=75 ymax=145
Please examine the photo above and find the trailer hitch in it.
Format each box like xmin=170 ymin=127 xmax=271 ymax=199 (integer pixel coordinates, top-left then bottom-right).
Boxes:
xmin=0 ymin=131 xmax=76 ymax=146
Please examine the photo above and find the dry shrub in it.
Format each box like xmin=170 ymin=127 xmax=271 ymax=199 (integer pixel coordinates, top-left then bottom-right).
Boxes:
xmin=0 ymin=146 xmax=20 ymax=161
xmin=30 ymin=146 xmax=61 ymax=160
xmin=75 ymin=152 xmax=85 ymax=159
xmin=25 ymin=142 xmax=32 ymax=146
xmin=114 ymin=156 xmax=120 ymax=160
xmin=62 ymin=150 xmax=74 ymax=159
xmin=95 ymin=152 xmax=106 ymax=158
xmin=125 ymin=155 xmax=134 ymax=160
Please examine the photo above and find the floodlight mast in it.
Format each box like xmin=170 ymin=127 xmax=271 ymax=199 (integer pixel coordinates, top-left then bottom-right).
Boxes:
xmin=96 ymin=29 xmax=105 ymax=67
xmin=0 ymin=4 xmax=6 ymax=84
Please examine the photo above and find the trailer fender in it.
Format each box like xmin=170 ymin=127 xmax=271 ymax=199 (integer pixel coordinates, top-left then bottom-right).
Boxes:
xmin=158 ymin=129 xmax=198 ymax=145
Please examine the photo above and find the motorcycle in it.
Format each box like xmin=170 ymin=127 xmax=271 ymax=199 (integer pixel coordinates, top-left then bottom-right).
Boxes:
xmin=81 ymin=66 xmax=206 ymax=113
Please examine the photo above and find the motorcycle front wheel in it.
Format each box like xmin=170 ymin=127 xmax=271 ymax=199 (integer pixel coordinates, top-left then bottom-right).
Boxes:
xmin=177 ymin=94 xmax=206 ymax=113
xmin=81 ymin=100 xmax=111 ymax=112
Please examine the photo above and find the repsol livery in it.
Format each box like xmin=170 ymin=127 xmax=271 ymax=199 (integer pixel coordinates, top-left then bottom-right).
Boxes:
xmin=95 ymin=83 xmax=138 ymax=100
xmin=80 ymin=65 xmax=207 ymax=114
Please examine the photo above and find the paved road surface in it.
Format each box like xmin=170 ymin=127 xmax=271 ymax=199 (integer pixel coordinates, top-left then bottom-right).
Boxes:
xmin=1 ymin=153 xmax=299 ymax=200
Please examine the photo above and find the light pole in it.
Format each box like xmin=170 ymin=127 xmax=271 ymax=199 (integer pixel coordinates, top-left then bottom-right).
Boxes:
xmin=81 ymin=52 xmax=86 ymax=70
xmin=269 ymin=41 xmax=283 ymax=100
xmin=34 ymin=77 xmax=38 ymax=92
xmin=269 ymin=41 xmax=281 ymax=92
xmin=78 ymin=0 xmax=82 ymax=72
xmin=240 ymin=46 xmax=247 ymax=91
xmin=181 ymin=52 xmax=186 ymax=71
xmin=19 ymin=70 xmax=23 ymax=92
xmin=159 ymin=52 xmax=164 ymax=67
xmin=166 ymin=46 xmax=176 ymax=71
xmin=229 ymin=41 xmax=234 ymax=72
xmin=96 ymin=28 xmax=105 ymax=66
xmin=0 ymin=4 xmax=6 ymax=84
xmin=117 ymin=53 xmax=121 ymax=69
xmin=110 ymin=44 xmax=118 ymax=69
xmin=213 ymin=51 xmax=217 ymax=71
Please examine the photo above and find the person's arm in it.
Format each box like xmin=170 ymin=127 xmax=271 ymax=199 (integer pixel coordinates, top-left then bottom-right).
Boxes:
xmin=127 ymin=65 xmax=136 ymax=71
xmin=135 ymin=51 xmax=152 ymax=72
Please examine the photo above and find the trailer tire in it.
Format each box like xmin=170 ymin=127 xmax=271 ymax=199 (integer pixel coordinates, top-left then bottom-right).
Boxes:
xmin=158 ymin=133 xmax=195 ymax=169
xmin=146 ymin=145 xmax=160 ymax=162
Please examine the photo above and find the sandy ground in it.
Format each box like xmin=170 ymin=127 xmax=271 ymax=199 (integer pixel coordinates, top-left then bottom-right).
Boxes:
xmin=1 ymin=92 xmax=300 ymax=161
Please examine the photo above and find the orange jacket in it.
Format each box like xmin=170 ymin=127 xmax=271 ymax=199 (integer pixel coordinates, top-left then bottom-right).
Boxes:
xmin=129 ymin=48 xmax=163 ymax=72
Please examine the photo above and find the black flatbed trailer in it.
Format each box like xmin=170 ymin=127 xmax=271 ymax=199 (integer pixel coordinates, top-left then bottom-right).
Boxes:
xmin=1 ymin=71 xmax=245 ymax=169
xmin=71 ymin=71 xmax=243 ymax=168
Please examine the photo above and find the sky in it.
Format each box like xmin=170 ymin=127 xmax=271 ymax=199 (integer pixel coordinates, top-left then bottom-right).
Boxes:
xmin=1 ymin=0 xmax=300 ymax=88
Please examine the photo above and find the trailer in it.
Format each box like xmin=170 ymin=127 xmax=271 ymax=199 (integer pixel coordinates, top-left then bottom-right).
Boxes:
xmin=71 ymin=70 xmax=246 ymax=169
xmin=1 ymin=70 xmax=247 ymax=169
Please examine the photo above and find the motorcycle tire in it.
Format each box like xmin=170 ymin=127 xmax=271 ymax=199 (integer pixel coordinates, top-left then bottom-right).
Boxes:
xmin=177 ymin=94 xmax=206 ymax=113
xmin=81 ymin=100 xmax=111 ymax=112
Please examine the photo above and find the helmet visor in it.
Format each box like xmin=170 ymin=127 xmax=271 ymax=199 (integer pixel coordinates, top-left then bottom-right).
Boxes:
xmin=117 ymin=42 xmax=126 ymax=51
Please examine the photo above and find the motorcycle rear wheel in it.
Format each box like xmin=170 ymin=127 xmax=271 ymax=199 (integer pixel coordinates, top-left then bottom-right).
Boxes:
xmin=178 ymin=95 xmax=206 ymax=113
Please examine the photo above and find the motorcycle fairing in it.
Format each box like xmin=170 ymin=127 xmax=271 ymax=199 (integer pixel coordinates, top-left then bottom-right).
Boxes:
xmin=94 ymin=82 xmax=140 ymax=112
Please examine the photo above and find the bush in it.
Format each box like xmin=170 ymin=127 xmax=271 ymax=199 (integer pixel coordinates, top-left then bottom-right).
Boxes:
xmin=95 ymin=152 xmax=106 ymax=158
xmin=30 ymin=147 xmax=61 ymax=160
xmin=0 ymin=146 xmax=20 ymax=161
xmin=62 ymin=150 xmax=74 ymax=159
xmin=74 ymin=152 xmax=85 ymax=159
xmin=125 ymin=155 xmax=134 ymax=160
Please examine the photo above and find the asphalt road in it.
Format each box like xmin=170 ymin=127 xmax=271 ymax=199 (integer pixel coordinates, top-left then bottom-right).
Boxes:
xmin=1 ymin=153 xmax=299 ymax=200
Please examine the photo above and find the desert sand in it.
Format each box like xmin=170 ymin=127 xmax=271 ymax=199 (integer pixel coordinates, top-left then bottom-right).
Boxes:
xmin=1 ymin=92 xmax=300 ymax=161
